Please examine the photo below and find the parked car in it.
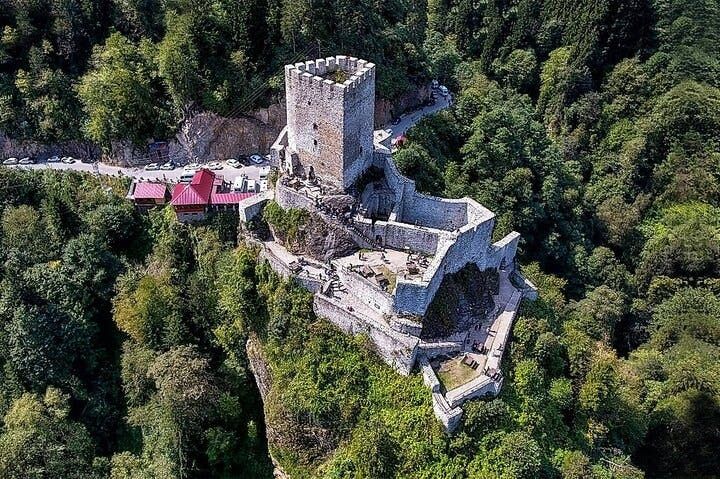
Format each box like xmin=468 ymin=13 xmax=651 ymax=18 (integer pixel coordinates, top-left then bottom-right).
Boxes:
xmin=144 ymin=163 xmax=160 ymax=171
xmin=160 ymin=161 xmax=175 ymax=170
xmin=226 ymin=158 xmax=241 ymax=168
xmin=80 ymin=157 xmax=93 ymax=163
xmin=47 ymin=155 xmax=60 ymax=163
xmin=179 ymin=172 xmax=195 ymax=183
xmin=431 ymin=79 xmax=439 ymax=89
xmin=263 ymin=154 xmax=272 ymax=162
xmin=208 ymin=161 xmax=223 ymax=170
xmin=391 ymin=117 xmax=401 ymax=125
xmin=3 ymin=157 xmax=18 ymax=165
xmin=18 ymin=157 xmax=33 ymax=164
xmin=259 ymin=179 xmax=268 ymax=192
xmin=183 ymin=163 xmax=201 ymax=172
xmin=258 ymin=166 xmax=270 ymax=180
xmin=249 ymin=154 xmax=263 ymax=165
xmin=61 ymin=156 xmax=76 ymax=164
xmin=439 ymin=85 xmax=449 ymax=97
xmin=246 ymin=179 xmax=257 ymax=193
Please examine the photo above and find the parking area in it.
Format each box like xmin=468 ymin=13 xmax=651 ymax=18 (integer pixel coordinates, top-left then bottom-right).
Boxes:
xmin=1 ymin=158 xmax=272 ymax=184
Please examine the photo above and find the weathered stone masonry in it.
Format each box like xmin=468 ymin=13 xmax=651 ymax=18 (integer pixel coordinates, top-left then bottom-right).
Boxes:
xmin=284 ymin=56 xmax=375 ymax=189
xmin=247 ymin=55 xmax=537 ymax=433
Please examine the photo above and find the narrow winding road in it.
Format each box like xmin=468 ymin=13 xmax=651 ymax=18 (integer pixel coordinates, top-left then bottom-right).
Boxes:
xmin=2 ymin=88 xmax=452 ymax=183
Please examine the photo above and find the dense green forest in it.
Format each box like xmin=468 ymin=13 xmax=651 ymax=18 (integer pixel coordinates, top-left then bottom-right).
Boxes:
xmin=1 ymin=0 xmax=719 ymax=478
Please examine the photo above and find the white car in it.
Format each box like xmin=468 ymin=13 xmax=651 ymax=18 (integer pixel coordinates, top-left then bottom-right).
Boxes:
xmin=183 ymin=163 xmax=201 ymax=172
xmin=47 ymin=155 xmax=60 ymax=163
xmin=259 ymin=179 xmax=268 ymax=192
xmin=226 ymin=158 xmax=241 ymax=168
xmin=160 ymin=162 xmax=175 ymax=170
xmin=19 ymin=157 xmax=33 ymax=164
xmin=144 ymin=163 xmax=159 ymax=171
xmin=3 ymin=157 xmax=18 ymax=165
xmin=61 ymin=157 xmax=76 ymax=164
xmin=208 ymin=161 xmax=223 ymax=170
xmin=246 ymin=179 xmax=257 ymax=193
xmin=179 ymin=172 xmax=195 ymax=183
xmin=439 ymin=85 xmax=449 ymax=97
xmin=258 ymin=166 xmax=270 ymax=180
xmin=249 ymin=154 xmax=263 ymax=165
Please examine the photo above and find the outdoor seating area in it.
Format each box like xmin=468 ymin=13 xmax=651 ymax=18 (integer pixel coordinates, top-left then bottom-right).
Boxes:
xmin=335 ymin=248 xmax=431 ymax=293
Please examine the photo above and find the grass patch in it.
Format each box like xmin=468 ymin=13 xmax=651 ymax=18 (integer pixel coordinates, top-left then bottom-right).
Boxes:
xmin=436 ymin=356 xmax=483 ymax=391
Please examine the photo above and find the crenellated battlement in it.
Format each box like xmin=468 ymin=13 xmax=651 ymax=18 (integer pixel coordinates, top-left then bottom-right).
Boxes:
xmin=283 ymin=55 xmax=376 ymax=189
xmin=285 ymin=55 xmax=376 ymax=100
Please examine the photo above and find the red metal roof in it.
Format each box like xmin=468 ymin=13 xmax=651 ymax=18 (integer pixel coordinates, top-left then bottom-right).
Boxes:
xmin=170 ymin=169 xmax=257 ymax=207
xmin=211 ymin=192 xmax=256 ymax=204
xmin=171 ymin=169 xmax=216 ymax=206
xmin=129 ymin=182 xmax=168 ymax=200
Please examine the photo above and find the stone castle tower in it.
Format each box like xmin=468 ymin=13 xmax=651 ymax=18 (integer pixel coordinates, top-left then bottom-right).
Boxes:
xmin=284 ymin=55 xmax=375 ymax=190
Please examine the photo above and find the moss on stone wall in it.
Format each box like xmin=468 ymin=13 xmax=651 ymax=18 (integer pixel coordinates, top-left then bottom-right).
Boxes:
xmin=263 ymin=200 xmax=310 ymax=245
xmin=263 ymin=200 xmax=359 ymax=260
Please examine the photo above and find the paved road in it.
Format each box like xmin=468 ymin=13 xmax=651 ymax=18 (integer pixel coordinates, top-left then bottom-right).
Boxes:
xmin=387 ymin=91 xmax=451 ymax=138
xmin=1 ymin=88 xmax=451 ymax=183
xmin=4 ymin=160 xmax=270 ymax=183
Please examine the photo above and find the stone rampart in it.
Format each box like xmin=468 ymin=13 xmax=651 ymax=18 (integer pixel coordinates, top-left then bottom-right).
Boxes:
xmin=445 ymin=376 xmax=499 ymax=408
xmin=352 ymin=216 xmax=441 ymax=255
xmin=337 ymin=265 xmax=395 ymax=314
xmin=239 ymin=190 xmax=273 ymax=223
xmin=487 ymin=231 xmax=521 ymax=269
xmin=389 ymin=316 xmax=423 ymax=336
xmin=394 ymin=217 xmax=497 ymax=316
xmin=417 ymin=341 xmax=463 ymax=358
xmin=313 ymin=294 xmax=418 ymax=375
xmin=401 ymin=193 xmax=470 ymax=231
xmin=432 ymin=391 xmax=464 ymax=432
xmin=275 ymin=181 xmax=316 ymax=211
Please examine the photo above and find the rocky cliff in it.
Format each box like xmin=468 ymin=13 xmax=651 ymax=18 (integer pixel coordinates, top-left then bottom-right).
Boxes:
xmin=246 ymin=335 xmax=340 ymax=478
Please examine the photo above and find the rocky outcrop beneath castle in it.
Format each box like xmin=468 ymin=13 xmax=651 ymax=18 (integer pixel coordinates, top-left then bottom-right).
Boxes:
xmin=246 ymin=336 xmax=290 ymax=479
xmin=246 ymin=335 xmax=339 ymax=471
xmin=268 ymin=210 xmax=358 ymax=262
xmin=421 ymin=265 xmax=499 ymax=340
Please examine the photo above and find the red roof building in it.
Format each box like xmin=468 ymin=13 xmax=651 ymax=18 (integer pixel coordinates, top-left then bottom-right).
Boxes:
xmin=170 ymin=169 xmax=255 ymax=222
xmin=126 ymin=181 xmax=170 ymax=210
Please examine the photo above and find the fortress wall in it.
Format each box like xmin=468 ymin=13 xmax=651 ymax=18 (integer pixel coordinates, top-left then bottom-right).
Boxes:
xmin=384 ymin=222 xmax=440 ymax=255
xmin=418 ymin=341 xmax=463 ymax=358
xmin=239 ymin=190 xmax=273 ymax=223
xmin=313 ymin=294 xmax=418 ymax=375
xmin=486 ymin=231 xmax=521 ymax=270
xmin=337 ymin=265 xmax=395 ymax=314
xmin=394 ymin=217 xmax=496 ymax=316
xmin=343 ymin=61 xmax=376 ymax=188
xmin=401 ymin=193 xmax=470 ymax=231
xmin=390 ymin=316 xmax=423 ymax=336
xmin=375 ymin=152 xmax=414 ymax=218
xmin=353 ymin=216 xmax=440 ymax=255
xmin=275 ymin=181 xmax=316 ymax=210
